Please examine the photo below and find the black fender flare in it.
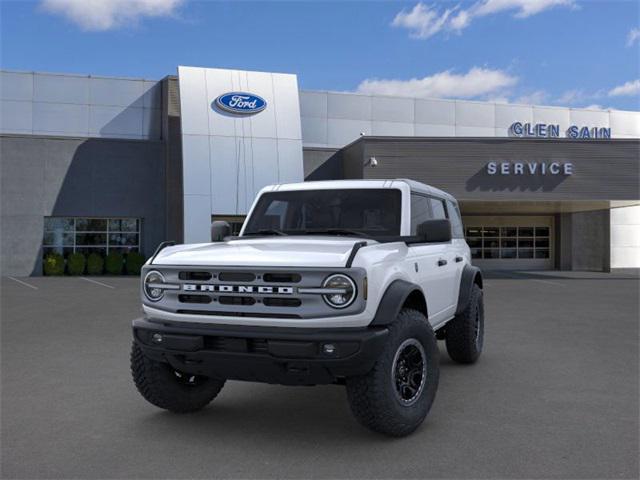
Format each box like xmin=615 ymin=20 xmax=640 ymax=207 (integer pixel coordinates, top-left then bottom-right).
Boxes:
xmin=455 ymin=264 xmax=483 ymax=316
xmin=370 ymin=279 xmax=427 ymax=326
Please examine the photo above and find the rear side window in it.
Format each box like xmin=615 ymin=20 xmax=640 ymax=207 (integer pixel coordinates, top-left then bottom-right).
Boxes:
xmin=446 ymin=200 xmax=464 ymax=238
xmin=410 ymin=194 xmax=432 ymax=234
xmin=429 ymin=198 xmax=447 ymax=220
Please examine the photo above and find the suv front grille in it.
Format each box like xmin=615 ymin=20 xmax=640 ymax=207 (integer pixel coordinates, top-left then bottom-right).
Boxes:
xmin=146 ymin=266 xmax=366 ymax=320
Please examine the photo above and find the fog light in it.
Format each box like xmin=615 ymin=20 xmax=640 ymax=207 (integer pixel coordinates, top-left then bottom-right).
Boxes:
xmin=152 ymin=333 xmax=163 ymax=344
xmin=323 ymin=343 xmax=336 ymax=355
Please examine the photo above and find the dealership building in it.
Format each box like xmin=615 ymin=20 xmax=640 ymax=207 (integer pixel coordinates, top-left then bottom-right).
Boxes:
xmin=1 ymin=66 xmax=639 ymax=275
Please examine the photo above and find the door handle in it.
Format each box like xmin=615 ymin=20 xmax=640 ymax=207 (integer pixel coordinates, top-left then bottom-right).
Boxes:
xmin=437 ymin=259 xmax=447 ymax=267
xmin=455 ymin=256 xmax=463 ymax=263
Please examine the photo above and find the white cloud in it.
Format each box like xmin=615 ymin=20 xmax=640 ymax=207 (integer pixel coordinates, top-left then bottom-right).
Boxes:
xmin=392 ymin=0 xmax=576 ymax=39
xmin=515 ymin=90 xmax=548 ymax=105
xmin=356 ymin=67 xmax=518 ymax=99
xmin=391 ymin=3 xmax=457 ymax=39
xmin=40 ymin=0 xmax=184 ymax=31
xmin=627 ymin=28 xmax=640 ymax=47
xmin=583 ymin=104 xmax=605 ymax=110
xmin=608 ymin=79 xmax=640 ymax=97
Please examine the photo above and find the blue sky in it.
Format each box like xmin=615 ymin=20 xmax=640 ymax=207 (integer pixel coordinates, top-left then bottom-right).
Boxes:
xmin=1 ymin=0 xmax=639 ymax=110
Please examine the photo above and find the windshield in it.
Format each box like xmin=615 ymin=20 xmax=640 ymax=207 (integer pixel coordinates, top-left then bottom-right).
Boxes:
xmin=243 ymin=189 xmax=402 ymax=238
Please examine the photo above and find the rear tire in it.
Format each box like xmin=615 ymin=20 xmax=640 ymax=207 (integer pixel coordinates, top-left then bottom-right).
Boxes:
xmin=131 ymin=342 xmax=225 ymax=413
xmin=445 ymin=284 xmax=484 ymax=364
xmin=345 ymin=309 xmax=439 ymax=437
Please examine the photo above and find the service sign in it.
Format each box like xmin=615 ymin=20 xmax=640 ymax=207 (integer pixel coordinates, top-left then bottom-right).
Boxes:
xmin=214 ymin=92 xmax=267 ymax=115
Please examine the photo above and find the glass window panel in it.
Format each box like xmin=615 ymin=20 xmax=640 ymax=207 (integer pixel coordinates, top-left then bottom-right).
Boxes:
xmin=470 ymin=248 xmax=482 ymax=259
xmin=445 ymin=200 xmax=464 ymax=238
xmin=75 ymin=247 xmax=107 ymax=256
xmin=109 ymin=246 xmax=139 ymax=254
xmin=535 ymin=227 xmax=549 ymax=237
xmin=518 ymin=239 xmax=534 ymax=248
xmin=466 ymin=227 xmax=482 ymax=237
xmin=410 ymin=195 xmax=432 ymax=234
xmin=43 ymin=246 xmax=65 ymax=256
xmin=109 ymin=218 xmax=139 ymax=232
xmin=109 ymin=233 xmax=139 ymax=246
xmin=535 ymin=249 xmax=550 ymax=259
xmin=467 ymin=238 xmax=482 ymax=248
xmin=483 ymin=249 xmax=499 ymax=259
xmin=518 ymin=249 xmax=534 ymax=258
xmin=518 ymin=227 xmax=534 ymax=237
xmin=76 ymin=233 xmax=107 ymax=245
xmin=535 ymin=238 xmax=549 ymax=248
xmin=44 ymin=217 xmax=74 ymax=231
xmin=501 ymin=248 xmax=517 ymax=259
xmin=501 ymin=239 xmax=517 ymax=248
xmin=429 ymin=198 xmax=447 ymax=220
xmin=76 ymin=218 xmax=107 ymax=231
xmin=484 ymin=238 xmax=499 ymax=249
xmin=501 ymin=227 xmax=517 ymax=237
xmin=43 ymin=231 xmax=74 ymax=246
xmin=483 ymin=227 xmax=499 ymax=236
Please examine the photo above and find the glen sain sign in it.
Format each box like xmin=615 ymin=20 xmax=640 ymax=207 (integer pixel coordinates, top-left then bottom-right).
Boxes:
xmin=510 ymin=122 xmax=611 ymax=139
xmin=214 ymin=92 xmax=267 ymax=115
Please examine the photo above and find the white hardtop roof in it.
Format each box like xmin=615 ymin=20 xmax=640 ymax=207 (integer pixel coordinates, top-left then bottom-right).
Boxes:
xmin=263 ymin=179 xmax=457 ymax=202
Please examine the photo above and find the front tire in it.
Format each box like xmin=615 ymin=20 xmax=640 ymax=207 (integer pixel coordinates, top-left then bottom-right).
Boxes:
xmin=131 ymin=342 xmax=225 ymax=413
xmin=345 ymin=309 xmax=439 ymax=437
xmin=445 ymin=283 xmax=484 ymax=364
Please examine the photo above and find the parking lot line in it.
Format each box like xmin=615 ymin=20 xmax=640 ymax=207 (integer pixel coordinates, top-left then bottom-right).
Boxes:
xmin=7 ymin=276 xmax=38 ymax=290
xmin=80 ymin=277 xmax=115 ymax=289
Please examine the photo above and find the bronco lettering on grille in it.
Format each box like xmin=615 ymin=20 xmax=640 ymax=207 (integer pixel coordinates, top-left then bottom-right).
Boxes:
xmin=182 ymin=284 xmax=294 ymax=295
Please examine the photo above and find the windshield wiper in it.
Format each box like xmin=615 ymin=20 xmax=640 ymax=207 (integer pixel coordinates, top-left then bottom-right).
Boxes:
xmin=244 ymin=229 xmax=287 ymax=236
xmin=301 ymin=228 xmax=369 ymax=238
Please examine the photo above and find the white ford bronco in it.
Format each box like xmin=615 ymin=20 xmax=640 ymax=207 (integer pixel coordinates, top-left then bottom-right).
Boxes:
xmin=131 ymin=179 xmax=484 ymax=436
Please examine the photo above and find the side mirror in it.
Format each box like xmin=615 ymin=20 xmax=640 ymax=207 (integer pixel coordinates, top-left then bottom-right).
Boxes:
xmin=416 ymin=219 xmax=452 ymax=243
xmin=211 ymin=220 xmax=231 ymax=242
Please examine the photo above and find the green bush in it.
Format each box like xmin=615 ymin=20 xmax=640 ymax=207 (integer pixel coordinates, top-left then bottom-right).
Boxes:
xmin=43 ymin=253 xmax=65 ymax=276
xmin=105 ymin=252 xmax=124 ymax=275
xmin=86 ymin=253 xmax=104 ymax=275
xmin=67 ymin=252 xmax=86 ymax=275
xmin=125 ymin=252 xmax=145 ymax=275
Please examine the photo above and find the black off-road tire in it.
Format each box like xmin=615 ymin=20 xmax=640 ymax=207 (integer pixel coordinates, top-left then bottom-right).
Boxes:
xmin=445 ymin=284 xmax=484 ymax=364
xmin=345 ymin=309 xmax=439 ymax=437
xmin=131 ymin=342 xmax=225 ymax=413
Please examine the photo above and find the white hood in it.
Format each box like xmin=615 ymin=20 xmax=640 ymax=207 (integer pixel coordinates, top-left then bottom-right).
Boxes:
xmin=152 ymin=236 xmax=368 ymax=268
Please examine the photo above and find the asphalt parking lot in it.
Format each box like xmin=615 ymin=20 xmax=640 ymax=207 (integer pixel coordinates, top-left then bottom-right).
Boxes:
xmin=1 ymin=271 xmax=638 ymax=479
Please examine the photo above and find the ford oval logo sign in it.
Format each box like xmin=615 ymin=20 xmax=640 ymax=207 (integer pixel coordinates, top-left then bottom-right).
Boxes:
xmin=214 ymin=92 xmax=267 ymax=115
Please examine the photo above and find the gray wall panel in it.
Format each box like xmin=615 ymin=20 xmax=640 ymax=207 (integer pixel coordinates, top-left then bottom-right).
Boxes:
xmin=1 ymin=71 xmax=33 ymax=101
xmin=343 ymin=137 xmax=640 ymax=201
xmin=1 ymin=70 xmax=162 ymax=140
xmin=0 ymin=135 xmax=166 ymax=275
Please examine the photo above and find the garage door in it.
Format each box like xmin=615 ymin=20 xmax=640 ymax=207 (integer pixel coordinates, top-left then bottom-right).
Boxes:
xmin=463 ymin=216 xmax=554 ymax=270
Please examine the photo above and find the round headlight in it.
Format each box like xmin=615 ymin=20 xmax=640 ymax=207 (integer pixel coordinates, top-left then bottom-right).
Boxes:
xmin=144 ymin=270 xmax=165 ymax=302
xmin=322 ymin=274 xmax=356 ymax=309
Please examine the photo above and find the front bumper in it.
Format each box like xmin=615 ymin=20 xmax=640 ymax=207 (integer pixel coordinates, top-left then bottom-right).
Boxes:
xmin=132 ymin=317 xmax=389 ymax=385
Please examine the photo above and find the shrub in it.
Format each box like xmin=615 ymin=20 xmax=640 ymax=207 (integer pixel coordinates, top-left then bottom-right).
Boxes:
xmin=125 ymin=252 xmax=145 ymax=275
xmin=67 ymin=252 xmax=86 ymax=275
xmin=86 ymin=253 xmax=104 ymax=275
xmin=43 ymin=253 xmax=65 ymax=276
xmin=105 ymin=252 xmax=124 ymax=275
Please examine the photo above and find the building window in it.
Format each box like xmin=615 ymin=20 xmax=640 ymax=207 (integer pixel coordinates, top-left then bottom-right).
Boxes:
xmin=211 ymin=216 xmax=245 ymax=236
xmin=465 ymin=226 xmax=550 ymax=260
xmin=43 ymin=217 xmax=141 ymax=257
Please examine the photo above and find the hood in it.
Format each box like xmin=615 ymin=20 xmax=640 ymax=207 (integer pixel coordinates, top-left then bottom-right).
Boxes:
xmin=152 ymin=236 xmax=369 ymax=268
